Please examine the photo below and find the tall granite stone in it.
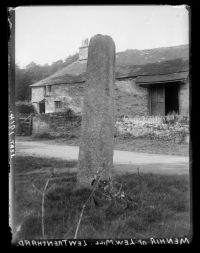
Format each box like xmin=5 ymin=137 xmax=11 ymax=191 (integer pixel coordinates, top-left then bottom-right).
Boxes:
xmin=77 ymin=34 xmax=116 ymax=188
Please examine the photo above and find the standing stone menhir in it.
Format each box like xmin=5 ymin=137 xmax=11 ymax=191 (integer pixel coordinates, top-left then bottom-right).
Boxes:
xmin=77 ymin=34 xmax=116 ymax=188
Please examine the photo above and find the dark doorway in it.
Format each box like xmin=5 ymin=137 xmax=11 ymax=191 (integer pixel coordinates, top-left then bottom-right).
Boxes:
xmin=165 ymin=84 xmax=179 ymax=115
xmin=39 ymin=101 xmax=45 ymax=113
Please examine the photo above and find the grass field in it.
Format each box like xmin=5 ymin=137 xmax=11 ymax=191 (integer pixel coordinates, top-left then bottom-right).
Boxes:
xmin=12 ymin=156 xmax=191 ymax=241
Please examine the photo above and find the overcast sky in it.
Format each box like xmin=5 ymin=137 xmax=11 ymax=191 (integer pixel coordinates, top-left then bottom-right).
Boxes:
xmin=15 ymin=5 xmax=189 ymax=68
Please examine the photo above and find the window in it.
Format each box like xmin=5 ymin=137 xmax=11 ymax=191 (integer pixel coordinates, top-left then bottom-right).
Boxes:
xmin=44 ymin=86 xmax=52 ymax=96
xmin=55 ymin=101 xmax=62 ymax=109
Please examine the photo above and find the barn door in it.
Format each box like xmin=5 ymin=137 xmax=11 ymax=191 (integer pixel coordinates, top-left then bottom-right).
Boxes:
xmin=149 ymin=86 xmax=165 ymax=116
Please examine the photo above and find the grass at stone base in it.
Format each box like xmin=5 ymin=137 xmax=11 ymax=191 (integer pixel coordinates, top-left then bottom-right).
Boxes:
xmin=13 ymin=156 xmax=191 ymax=241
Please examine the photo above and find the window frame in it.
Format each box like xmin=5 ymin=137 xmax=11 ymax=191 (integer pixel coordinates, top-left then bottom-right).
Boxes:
xmin=44 ymin=85 xmax=52 ymax=97
xmin=54 ymin=101 xmax=62 ymax=109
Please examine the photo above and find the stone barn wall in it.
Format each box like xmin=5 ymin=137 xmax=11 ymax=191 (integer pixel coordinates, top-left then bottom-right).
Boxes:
xmin=114 ymin=78 xmax=148 ymax=117
xmin=179 ymin=78 xmax=189 ymax=116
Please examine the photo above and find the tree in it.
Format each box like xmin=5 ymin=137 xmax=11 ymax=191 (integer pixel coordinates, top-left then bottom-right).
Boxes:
xmin=15 ymin=64 xmax=32 ymax=101
xmin=15 ymin=53 xmax=79 ymax=101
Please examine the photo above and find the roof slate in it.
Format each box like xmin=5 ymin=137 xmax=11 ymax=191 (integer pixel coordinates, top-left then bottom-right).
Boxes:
xmin=30 ymin=58 xmax=189 ymax=87
xmin=136 ymin=71 xmax=189 ymax=85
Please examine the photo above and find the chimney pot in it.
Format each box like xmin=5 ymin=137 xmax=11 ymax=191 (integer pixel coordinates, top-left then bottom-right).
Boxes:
xmin=79 ymin=38 xmax=89 ymax=61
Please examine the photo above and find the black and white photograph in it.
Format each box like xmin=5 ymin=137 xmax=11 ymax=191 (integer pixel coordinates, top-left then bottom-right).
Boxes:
xmin=8 ymin=5 xmax=190 ymax=246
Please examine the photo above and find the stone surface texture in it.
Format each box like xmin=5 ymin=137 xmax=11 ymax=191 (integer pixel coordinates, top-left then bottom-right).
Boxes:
xmin=32 ymin=112 xmax=81 ymax=137
xmin=31 ymin=78 xmax=149 ymax=117
xmin=179 ymin=78 xmax=189 ymax=116
xmin=77 ymin=34 xmax=116 ymax=187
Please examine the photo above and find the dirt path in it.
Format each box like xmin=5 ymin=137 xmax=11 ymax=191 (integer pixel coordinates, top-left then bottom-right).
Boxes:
xmin=16 ymin=139 xmax=189 ymax=175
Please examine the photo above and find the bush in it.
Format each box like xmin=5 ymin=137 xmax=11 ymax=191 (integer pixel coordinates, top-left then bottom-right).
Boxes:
xmin=162 ymin=113 xmax=189 ymax=125
xmin=15 ymin=101 xmax=36 ymax=115
xmin=115 ymin=115 xmax=189 ymax=142
xmin=32 ymin=132 xmax=54 ymax=139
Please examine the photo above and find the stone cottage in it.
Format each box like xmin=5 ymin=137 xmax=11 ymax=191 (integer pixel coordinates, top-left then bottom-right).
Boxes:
xmin=30 ymin=40 xmax=189 ymax=117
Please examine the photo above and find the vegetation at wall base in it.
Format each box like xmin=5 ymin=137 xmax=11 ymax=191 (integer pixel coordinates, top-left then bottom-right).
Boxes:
xmin=15 ymin=101 xmax=36 ymax=116
xmin=115 ymin=114 xmax=189 ymax=143
xmin=30 ymin=113 xmax=189 ymax=145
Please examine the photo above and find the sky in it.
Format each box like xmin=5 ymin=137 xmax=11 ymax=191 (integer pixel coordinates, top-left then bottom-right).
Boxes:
xmin=15 ymin=5 xmax=189 ymax=68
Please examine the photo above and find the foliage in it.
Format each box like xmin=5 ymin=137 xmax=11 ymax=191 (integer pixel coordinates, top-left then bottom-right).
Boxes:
xmin=15 ymin=101 xmax=36 ymax=115
xmin=115 ymin=115 xmax=189 ymax=143
xmin=32 ymin=132 xmax=54 ymax=139
xmin=162 ymin=113 xmax=189 ymax=125
xmin=15 ymin=53 xmax=78 ymax=102
xmin=15 ymin=65 xmax=32 ymax=101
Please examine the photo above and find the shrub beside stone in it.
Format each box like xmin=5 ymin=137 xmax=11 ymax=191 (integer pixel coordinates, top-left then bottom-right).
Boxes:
xmin=115 ymin=115 xmax=189 ymax=143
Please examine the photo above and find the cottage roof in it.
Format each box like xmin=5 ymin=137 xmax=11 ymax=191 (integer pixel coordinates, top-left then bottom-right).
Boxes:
xmin=116 ymin=58 xmax=189 ymax=79
xmin=30 ymin=61 xmax=87 ymax=87
xmin=30 ymin=46 xmax=189 ymax=87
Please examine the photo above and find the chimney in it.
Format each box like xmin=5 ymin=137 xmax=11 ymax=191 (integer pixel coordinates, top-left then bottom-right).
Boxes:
xmin=79 ymin=39 xmax=89 ymax=61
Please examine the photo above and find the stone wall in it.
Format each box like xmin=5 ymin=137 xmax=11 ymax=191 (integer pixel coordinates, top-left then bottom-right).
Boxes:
xmin=32 ymin=83 xmax=84 ymax=114
xmin=31 ymin=86 xmax=45 ymax=113
xmin=32 ymin=86 xmax=44 ymax=102
xmin=31 ymin=77 xmax=189 ymax=118
xmin=114 ymin=78 xmax=149 ymax=117
xmin=32 ymin=111 xmax=81 ymax=137
xmin=31 ymin=78 xmax=149 ymax=117
xmin=44 ymin=84 xmax=81 ymax=114
xmin=179 ymin=79 xmax=189 ymax=116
